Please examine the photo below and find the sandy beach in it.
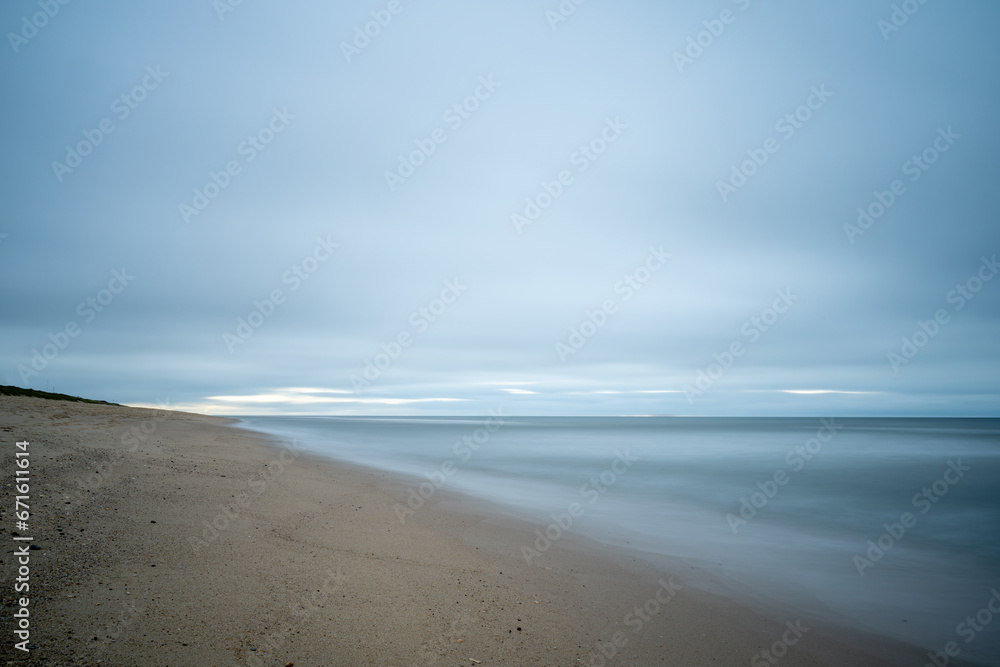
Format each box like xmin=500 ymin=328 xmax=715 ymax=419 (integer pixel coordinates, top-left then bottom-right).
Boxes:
xmin=0 ymin=396 xmax=959 ymax=665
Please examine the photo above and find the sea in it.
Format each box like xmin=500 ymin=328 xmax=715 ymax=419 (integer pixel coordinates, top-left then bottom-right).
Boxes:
xmin=237 ymin=415 xmax=1000 ymax=665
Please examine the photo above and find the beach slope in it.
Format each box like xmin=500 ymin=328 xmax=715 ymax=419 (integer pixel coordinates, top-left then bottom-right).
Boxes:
xmin=0 ymin=397 xmax=946 ymax=665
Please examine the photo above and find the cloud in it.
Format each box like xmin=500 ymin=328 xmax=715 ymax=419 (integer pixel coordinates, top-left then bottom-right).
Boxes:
xmin=758 ymin=390 xmax=883 ymax=395
xmin=2 ymin=1 xmax=997 ymax=416
xmin=206 ymin=392 xmax=469 ymax=406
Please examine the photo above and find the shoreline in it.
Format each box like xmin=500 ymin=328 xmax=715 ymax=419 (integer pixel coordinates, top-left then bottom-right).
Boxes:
xmin=0 ymin=396 xmax=973 ymax=665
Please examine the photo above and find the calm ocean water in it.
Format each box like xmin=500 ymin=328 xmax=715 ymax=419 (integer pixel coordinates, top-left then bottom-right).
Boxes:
xmin=238 ymin=416 xmax=1000 ymax=665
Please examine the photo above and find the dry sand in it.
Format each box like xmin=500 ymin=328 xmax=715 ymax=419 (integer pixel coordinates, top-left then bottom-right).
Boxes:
xmin=0 ymin=396 xmax=959 ymax=665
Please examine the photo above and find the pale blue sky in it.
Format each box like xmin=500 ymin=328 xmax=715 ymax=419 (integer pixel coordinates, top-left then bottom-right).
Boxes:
xmin=2 ymin=1 xmax=998 ymax=416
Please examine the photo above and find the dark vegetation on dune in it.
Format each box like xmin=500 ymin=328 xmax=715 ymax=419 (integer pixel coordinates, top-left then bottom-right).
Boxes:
xmin=0 ymin=385 xmax=119 ymax=405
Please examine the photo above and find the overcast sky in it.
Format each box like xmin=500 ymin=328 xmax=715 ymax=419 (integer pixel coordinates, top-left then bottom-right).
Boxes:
xmin=2 ymin=1 xmax=998 ymax=416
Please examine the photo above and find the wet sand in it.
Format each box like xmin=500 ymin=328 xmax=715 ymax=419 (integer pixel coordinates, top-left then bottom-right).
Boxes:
xmin=0 ymin=396 xmax=953 ymax=665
